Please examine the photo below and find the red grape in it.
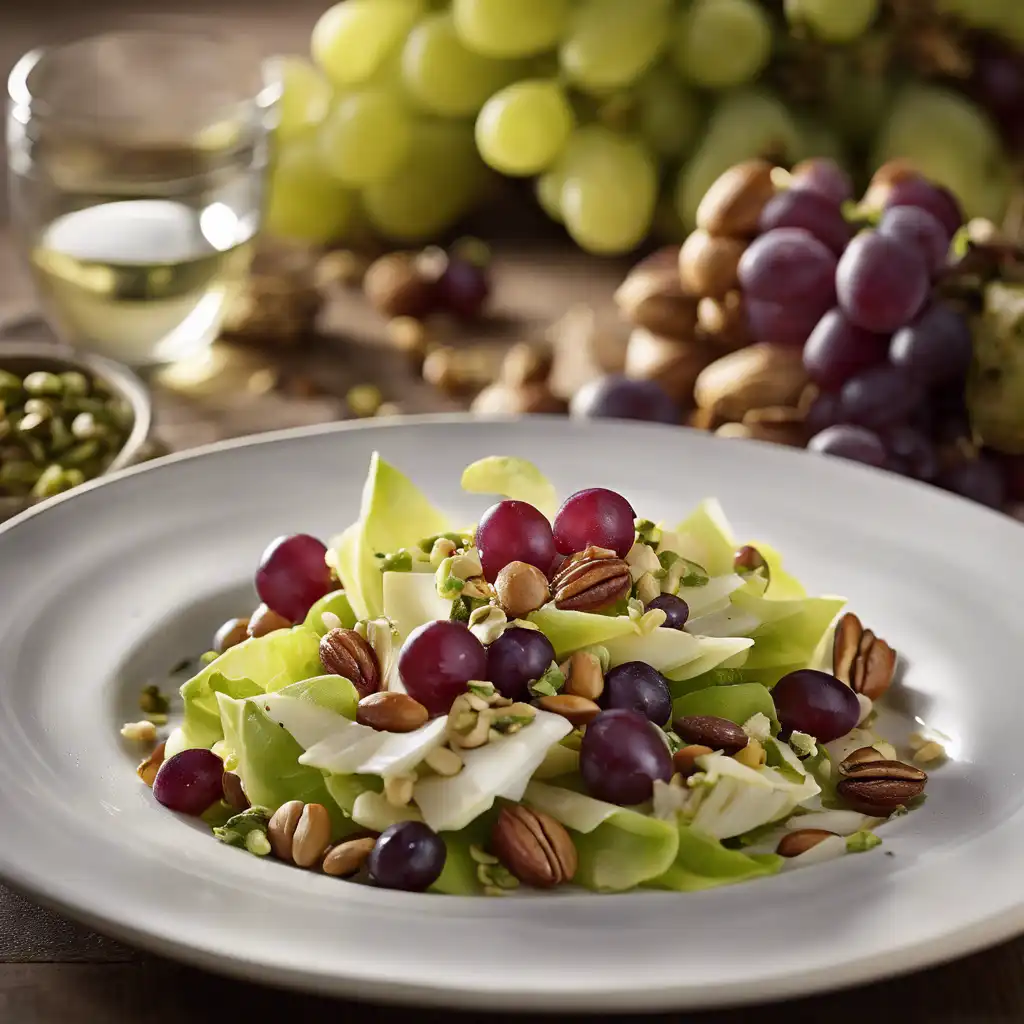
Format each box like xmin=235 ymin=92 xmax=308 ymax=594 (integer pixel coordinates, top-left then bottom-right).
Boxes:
xmin=889 ymin=303 xmax=973 ymax=388
xmin=485 ymin=626 xmax=556 ymax=702
xmin=738 ymin=228 xmax=837 ymax=307
xmin=553 ymin=487 xmax=636 ymax=558
xmin=883 ymin=425 xmax=939 ymax=481
xmin=602 ymin=662 xmax=672 ymax=726
xmin=437 ymin=257 xmax=490 ymax=320
xmin=772 ymin=669 xmax=860 ymax=742
xmin=883 ymin=178 xmax=963 ymax=239
xmin=367 ymin=821 xmax=446 ymax=891
xmin=153 ymin=749 xmax=225 ymax=816
xmin=802 ymin=308 xmax=890 ymax=392
xmin=806 ymin=390 xmax=842 ymax=434
xmin=807 ymin=425 xmax=887 ymax=467
xmin=570 ymin=375 xmax=679 ymax=424
xmin=255 ymin=534 xmax=333 ymax=623
xmin=758 ymin=188 xmax=852 ymax=255
xmin=579 ymin=709 xmax=673 ymax=805
xmin=878 ymin=206 xmax=949 ymax=276
xmin=837 ymin=231 xmax=929 ymax=334
xmin=790 ymin=158 xmax=853 ymax=206
xmin=398 ymin=620 xmax=487 ymax=715
xmin=839 ymin=364 xmax=924 ymax=430
xmin=644 ymin=593 xmax=689 ymax=630
xmin=937 ymin=457 xmax=1007 ymax=509
xmin=746 ymin=298 xmax=829 ymax=348
xmin=476 ymin=499 xmax=557 ymax=582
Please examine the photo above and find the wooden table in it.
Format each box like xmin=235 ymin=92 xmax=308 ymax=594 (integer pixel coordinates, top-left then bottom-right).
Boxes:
xmin=2 ymin=3 xmax=1023 ymax=1021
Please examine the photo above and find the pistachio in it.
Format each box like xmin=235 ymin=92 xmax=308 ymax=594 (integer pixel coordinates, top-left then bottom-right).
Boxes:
xmin=696 ymin=160 xmax=776 ymax=239
xmin=494 ymin=560 xmax=550 ymax=618
xmin=673 ymin=743 xmax=713 ymax=776
xmin=322 ymin=837 xmax=376 ymax=878
xmin=320 ymin=627 xmax=381 ymax=698
xmin=267 ymin=801 xmax=303 ymax=862
xmin=614 ymin=254 xmax=699 ymax=340
xmin=491 ymin=804 xmax=577 ymax=888
xmin=247 ymin=604 xmax=291 ymax=638
xmin=560 ymin=651 xmax=605 ymax=702
xmin=448 ymin=693 xmax=494 ymax=749
xmin=776 ymin=829 xmax=835 ymax=858
xmin=694 ymin=343 xmax=809 ymax=421
xmin=623 ymin=328 xmax=716 ymax=403
xmin=213 ymin=617 xmax=250 ymax=654
xmin=697 ymin=292 xmax=751 ymax=352
xmin=673 ymin=715 xmax=749 ymax=755
xmin=363 ymin=251 xmax=438 ymax=319
xmin=678 ymin=230 xmax=745 ymax=299
xmin=536 ymin=693 xmax=601 ymax=728
xmin=268 ymin=801 xmax=332 ymax=867
xmin=356 ymin=691 xmax=429 ymax=733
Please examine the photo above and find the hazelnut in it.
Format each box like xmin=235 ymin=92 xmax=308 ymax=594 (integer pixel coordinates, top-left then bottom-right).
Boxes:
xmin=678 ymin=230 xmax=745 ymax=299
xmin=363 ymin=252 xmax=437 ymax=319
xmin=494 ymin=561 xmax=550 ymax=618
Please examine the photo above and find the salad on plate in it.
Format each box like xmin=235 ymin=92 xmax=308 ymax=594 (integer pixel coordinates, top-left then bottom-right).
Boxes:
xmin=129 ymin=453 xmax=935 ymax=895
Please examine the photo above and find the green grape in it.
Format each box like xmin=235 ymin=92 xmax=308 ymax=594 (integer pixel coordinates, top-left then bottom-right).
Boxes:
xmin=453 ymin=0 xmax=571 ymax=58
xmin=312 ymin=0 xmax=426 ymax=88
xmin=635 ymin=64 xmax=704 ymax=160
xmin=823 ymin=56 xmax=892 ymax=146
xmin=935 ymin=0 xmax=1010 ymax=30
xmin=672 ymin=0 xmax=772 ymax=90
xmin=535 ymin=169 xmax=565 ymax=224
xmin=557 ymin=128 xmax=657 ymax=255
xmin=269 ymin=56 xmax=332 ymax=142
xmin=475 ymin=80 xmax=573 ymax=176
xmin=560 ymin=0 xmax=672 ymax=95
xmin=793 ymin=117 xmax=846 ymax=165
xmin=265 ymin=138 xmax=355 ymax=243
xmin=318 ymin=90 xmax=413 ymax=186
xmin=784 ymin=0 xmax=879 ymax=44
xmin=401 ymin=12 xmax=523 ymax=118
xmin=652 ymin=192 xmax=688 ymax=244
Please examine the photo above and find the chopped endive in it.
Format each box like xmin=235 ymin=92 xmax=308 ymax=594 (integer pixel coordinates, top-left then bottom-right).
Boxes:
xmin=382 ymin=570 xmax=451 ymax=640
xmin=460 ymin=455 xmax=558 ymax=520
xmin=299 ymin=716 xmax=449 ymax=777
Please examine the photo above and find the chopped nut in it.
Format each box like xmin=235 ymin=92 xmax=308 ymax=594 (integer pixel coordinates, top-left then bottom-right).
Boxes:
xmin=536 ymin=693 xmax=601 ymax=728
xmin=120 ymin=720 xmax=157 ymax=743
xmin=733 ymin=737 xmax=766 ymax=768
xmin=136 ymin=741 xmax=166 ymax=788
xmin=560 ymin=651 xmax=604 ymax=702
xmin=912 ymin=741 xmax=947 ymax=765
xmin=673 ymin=743 xmax=713 ymax=776
xmin=468 ymin=604 xmax=508 ymax=645
xmin=448 ymin=693 xmax=493 ymax=749
xmin=424 ymin=746 xmax=464 ymax=777
xmin=494 ymin=560 xmax=550 ymax=618
xmin=383 ymin=774 xmax=416 ymax=807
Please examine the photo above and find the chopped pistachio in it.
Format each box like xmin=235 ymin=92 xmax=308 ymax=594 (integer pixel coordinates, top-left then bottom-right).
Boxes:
xmin=468 ymin=604 xmax=507 ymax=645
xmin=429 ymin=536 xmax=458 ymax=568
xmin=435 ymin=556 xmax=466 ymax=600
xmin=377 ymin=549 xmax=413 ymax=573
xmin=625 ymin=541 xmax=661 ymax=582
xmin=845 ymin=831 xmax=882 ymax=854
xmin=742 ymin=712 xmax=772 ymax=743
xmin=789 ymin=731 xmax=818 ymax=758
xmin=469 ymin=844 xmax=499 ymax=865
xmin=139 ymin=684 xmax=170 ymax=716
xmin=450 ymin=597 xmax=472 ymax=623
xmin=634 ymin=518 xmax=663 ymax=548
xmin=529 ymin=661 xmax=565 ymax=699
xmin=468 ymin=680 xmax=499 ymax=701
xmin=635 ymin=571 xmax=661 ymax=606
xmin=664 ymin=730 xmax=684 ymax=754
xmin=659 ymin=550 xmax=709 ymax=590
xmin=419 ymin=531 xmax=471 ymax=554
xmin=245 ymin=830 xmax=272 ymax=856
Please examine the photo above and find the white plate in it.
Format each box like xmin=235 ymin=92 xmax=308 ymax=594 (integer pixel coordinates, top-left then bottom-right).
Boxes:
xmin=0 ymin=415 xmax=1021 ymax=1012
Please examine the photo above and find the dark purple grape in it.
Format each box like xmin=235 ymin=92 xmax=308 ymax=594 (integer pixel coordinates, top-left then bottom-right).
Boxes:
xmin=367 ymin=821 xmax=446 ymax=891
xmin=937 ymin=457 xmax=1007 ymax=509
xmin=802 ymin=308 xmax=890 ymax=392
xmin=807 ymin=425 xmax=887 ymax=467
xmin=570 ymin=375 xmax=679 ymax=424
xmin=553 ymin=487 xmax=636 ymax=558
xmin=839 ymin=364 xmax=925 ymax=430
xmin=790 ymin=158 xmax=853 ymax=207
xmin=153 ymin=749 xmax=225 ymax=817
xmin=806 ymin=390 xmax=843 ymax=434
xmin=579 ymin=709 xmax=673 ymax=805
xmin=476 ymin=499 xmax=557 ymax=582
xmin=883 ymin=425 xmax=938 ymax=481
xmin=878 ymin=206 xmax=949 ymax=276
xmin=758 ymin=188 xmax=852 ymax=255
xmin=645 ymin=593 xmax=689 ymax=630
xmin=970 ymin=39 xmax=1024 ymax=117
xmin=883 ymin=177 xmax=963 ymax=239
xmin=738 ymin=228 xmax=838 ymax=308
xmin=437 ymin=256 xmax=490 ymax=320
xmin=486 ymin=626 xmax=556 ymax=702
xmin=994 ymin=453 xmax=1024 ymax=502
xmin=398 ymin=620 xmax=487 ymax=715
xmin=889 ymin=303 xmax=973 ymax=388
xmin=255 ymin=534 xmax=333 ymax=623
xmin=602 ymin=662 xmax=673 ymax=726
xmin=836 ymin=231 xmax=930 ymax=334
xmin=746 ymin=297 xmax=830 ymax=348
xmin=772 ymin=669 xmax=861 ymax=743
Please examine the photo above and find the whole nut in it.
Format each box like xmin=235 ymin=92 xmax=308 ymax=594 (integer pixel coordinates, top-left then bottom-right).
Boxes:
xmin=614 ymin=256 xmax=699 ymax=340
xmin=741 ymin=406 xmax=808 ymax=447
xmin=471 ymin=383 xmax=568 ymax=417
xmin=696 ymin=160 xmax=776 ymax=239
xmin=268 ymin=800 xmax=304 ymax=862
xmin=838 ymin=746 xmax=887 ymax=773
xmin=624 ymin=328 xmax=716 ymax=403
xmin=551 ymin=551 xmax=631 ymax=613
xmin=292 ymin=803 xmax=333 ymax=867
xmin=320 ymin=627 xmax=381 ymax=698
xmin=678 ymin=229 xmax=745 ymax=299
xmin=491 ymin=804 xmax=578 ymax=888
xmin=776 ymin=829 xmax=835 ymax=858
xmin=697 ymin=293 xmax=751 ymax=352
xmin=832 ymin=612 xmax=897 ymax=701
xmin=213 ymin=617 xmax=250 ymax=654
xmin=248 ymin=604 xmax=291 ymax=638
xmin=136 ymin=741 xmax=166 ymax=788
xmin=356 ymin=691 xmax=429 ymax=733
xmin=536 ymin=693 xmax=602 ymax=728
xmin=501 ymin=342 xmax=554 ymax=388
xmin=694 ymin=343 xmax=809 ymax=421
xmin=222 ymin=771 xmax=249 ymax=812
xmin=363 ymin=252 xmax=437 ymax=319
xmin=673 ymin=715 xmax=749 ymax=755
xmin=836 ymin=760 xmax=927 ymax=815
xmin=560 ymin=651 xmax=604 ymax=702
xmin=322 ymin=836 xmax=376 ymax=878
xmin=494 ymin=561 xmax=551 ymax=618
xmin=673 ymin=743 xmax=713 ymax=776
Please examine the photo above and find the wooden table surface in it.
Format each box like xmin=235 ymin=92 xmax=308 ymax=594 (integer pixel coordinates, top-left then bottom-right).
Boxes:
xmin=1 ymin=3 xmax=1023 ymax=1022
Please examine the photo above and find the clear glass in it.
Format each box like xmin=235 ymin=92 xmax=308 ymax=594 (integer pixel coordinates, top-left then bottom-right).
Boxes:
xmin=6 ymin=27 xmax=280 ymax=368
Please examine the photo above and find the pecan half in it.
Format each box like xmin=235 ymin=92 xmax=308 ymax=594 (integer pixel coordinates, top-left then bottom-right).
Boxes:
xmin=836 ymin=759 xmax=927 ymax=815
xmin=551 ymin=548 xmax=631 ymax=612
xmin=320 ymin=627 xmax=380 ymax=698
xmin=491 ymin=804 xmax=577 ymax=888
xmin=832 ymin=612 xmax=896 ymax=701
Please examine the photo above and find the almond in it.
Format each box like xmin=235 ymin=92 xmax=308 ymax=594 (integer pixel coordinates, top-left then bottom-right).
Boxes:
xmin=696 ymin=160 xmax=776 ymax=239
xmin=536 ymin=693 xmax=602 ymax=728
xmin=356 ymin=691 xmax=429 ymax=733
xmin=678 ymin=230 xmax=745 ymax=299
xmin=694 ymin=343 xmax=809 ymax=421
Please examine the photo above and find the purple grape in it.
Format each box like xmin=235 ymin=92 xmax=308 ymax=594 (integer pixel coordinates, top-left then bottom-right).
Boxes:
xmin=255 ymin=534 xmax=333 ymax=623
xmin=993 ymin=453 xmax=1024 ymax=501
xmin=602 ymin=662 xmax=673 ymax=726
xmin=645 ymin=593 xmax=689 ymax=630
xmin=438 ymin=256 xmax=490 ymax=320
xmin=570 ymin=375 xmax=679 ymax=424
xmin=579 ymin=709 xmax=673 ymax=805
xmin=398 ymin=620 xmax=487 ymax=715
xmin=746 ymin=297 xmax=830 ymax=348
xmin=738 ymin=228 xmax=838 ymax=308
xmin=803 ymin=308 xmax=891 ymax=392
xmin=476 ymin=499 xmax=557 ymax=582
xmin=486 ymin=626 xmax=556 ymax=702
xmin=971 ymin=39 xmax=1024 ymax=117
xmin=367 ymin=821 xmax=446 ymax=891
xmin=553 ymin=487 xmax=636 ymax=558
xmin=758 ymin=188 xmax=852 ymax=255
xmin=153 ymin=749 xmax=225 ymax=817
xmin=772 ymin=669 xmax=861 ymax=743
xmin=883 ymin=178 xmax=963 ymax=239
xmin=889 ymin=303 xmax=973 ymax=388
xmin=807 ymin=425 xmax=887 ymax=467
xmin=790 ymin=158 xmax=853 ymax=206
xmin=883 ymin=425 xmax=938 ymax=481
xmin=839 ymin=364 xmax=924 ymax=431
xmin=836 ymin=231 xmax=930 ymax=334
xmin=937 ymin=457 xmax=1007 ymax=509
xmin=878 ymin=206 xmax=949 ymax=276
xmin=806 ymin=390 xmax=842 ymax=434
